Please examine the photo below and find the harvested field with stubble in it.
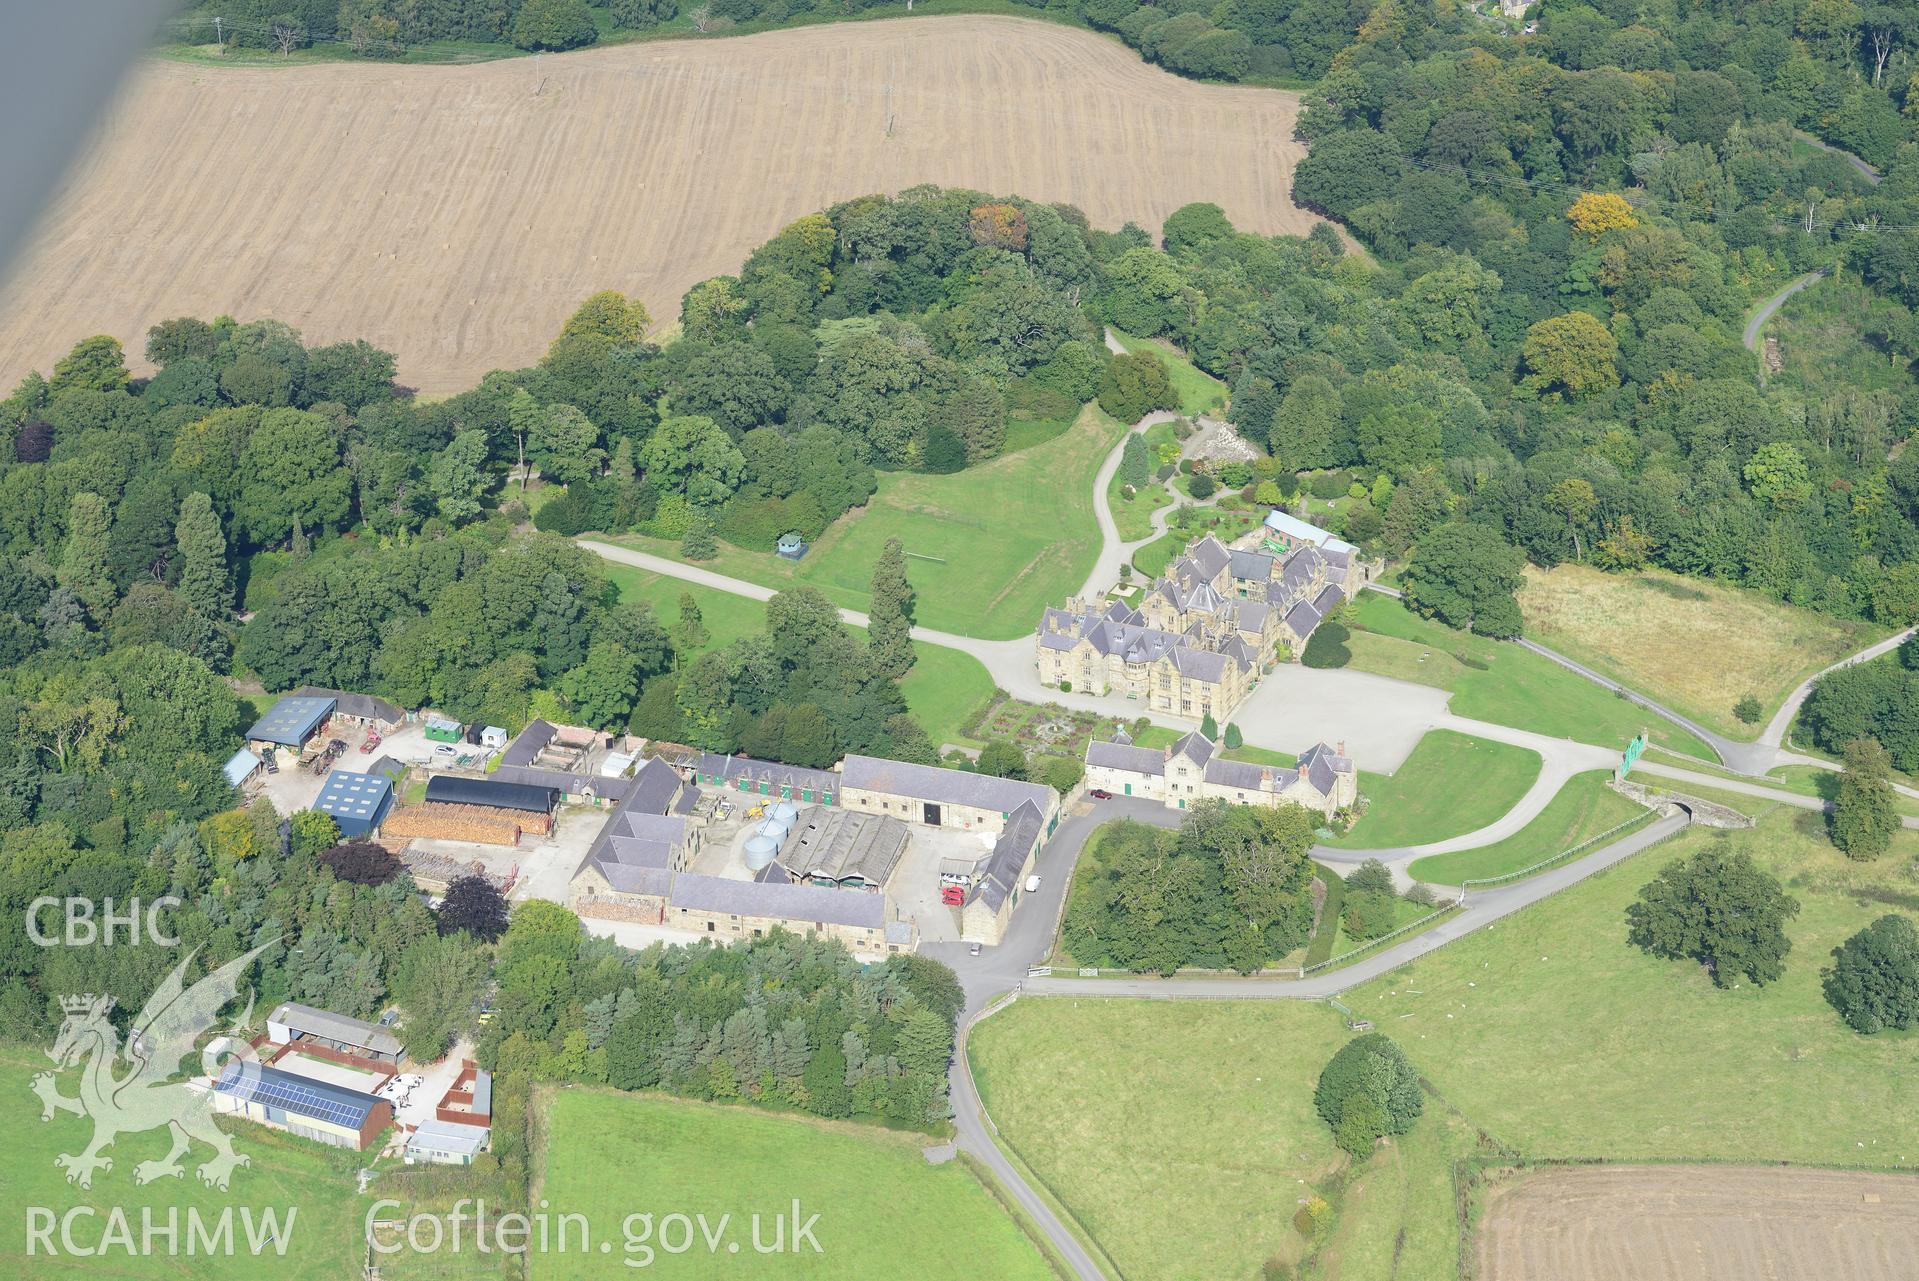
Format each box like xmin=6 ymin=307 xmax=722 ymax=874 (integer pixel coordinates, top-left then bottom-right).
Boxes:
xmin=1475 ymin=1164 xmax=1919 ymax=1281
xmin=0 ymin=17 xmax=1318 ymax=393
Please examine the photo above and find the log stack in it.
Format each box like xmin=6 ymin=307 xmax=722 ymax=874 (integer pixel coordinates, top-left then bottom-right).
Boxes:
xmin=382 ymin=803 xmax=522 ymax=846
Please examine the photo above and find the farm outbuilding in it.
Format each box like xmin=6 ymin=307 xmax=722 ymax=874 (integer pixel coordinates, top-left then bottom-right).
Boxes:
xmin=313 ymin=770 xmax=395 ymax=838
xmin=267 ymin=1001 xmax=403 ymax=1067
xmin=212 ymin=1060 xmax=391 ymax=1151
xmin=424 ymin=775 xmax=558 ymax=815
xmin=223 ymin=748 xmax=263 ymax=790
xmin=245 ymin=695 xmax=335 ymax=755
xmin=405 ymin=1118 xmax=490 ymax=1166
xmin=288 ymin=687 xmax=403 ymax=728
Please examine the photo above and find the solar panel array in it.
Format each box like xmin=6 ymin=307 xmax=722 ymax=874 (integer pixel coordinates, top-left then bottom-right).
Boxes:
xmin=217 ymin=1062 xmax=375 ymax=1129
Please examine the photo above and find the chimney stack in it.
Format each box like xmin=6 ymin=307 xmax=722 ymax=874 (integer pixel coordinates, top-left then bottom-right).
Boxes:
xmin=1337 ymin=740 xmax=1347 ymax=758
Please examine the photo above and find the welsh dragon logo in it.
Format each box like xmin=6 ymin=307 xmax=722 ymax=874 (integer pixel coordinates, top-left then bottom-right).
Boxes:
xmin=32 ymin=941 xmax=274 ymax=1191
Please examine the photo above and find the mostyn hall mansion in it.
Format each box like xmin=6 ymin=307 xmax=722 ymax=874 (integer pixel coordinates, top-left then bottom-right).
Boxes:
xmin=1035 ymin=514 xmax=1367 ymax=723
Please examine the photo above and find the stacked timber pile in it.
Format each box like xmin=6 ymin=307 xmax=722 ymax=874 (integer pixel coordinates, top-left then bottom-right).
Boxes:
xmin=383 ymin=803 xmax=522 ymax=845
xmin=394 ymin=844 xmax=502 ymax=893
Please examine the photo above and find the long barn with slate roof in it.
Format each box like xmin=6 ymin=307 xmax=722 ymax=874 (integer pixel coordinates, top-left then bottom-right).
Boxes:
xmin=1084 ymin=730 xmax=1358 ymax=819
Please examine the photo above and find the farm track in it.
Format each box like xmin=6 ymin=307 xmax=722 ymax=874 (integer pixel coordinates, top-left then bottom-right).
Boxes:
xmin=0 ymin=16 xmax=1318 ymax=393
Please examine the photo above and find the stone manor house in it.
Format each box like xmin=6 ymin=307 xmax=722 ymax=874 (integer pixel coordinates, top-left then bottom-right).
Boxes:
xmin=1035 ymin=513 xmax=1367 ymax=723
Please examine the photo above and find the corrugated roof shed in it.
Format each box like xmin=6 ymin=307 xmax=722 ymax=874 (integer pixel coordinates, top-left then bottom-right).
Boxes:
xmin=223 ymin=748 xmax=261 ymax=788
xmin=270 ymin=1001 xmax=403 ymax=1056
xmin=407 ymin=1118 xmax=489 ymax=1157
xmin=423 ymin=775 xmax=556 ymax=814
xmin=246 ymin=695 xmax=335 ymax=746
xmin=314 ymin=770 xmax=394 ymax=837
xmin=288 ymin=687 xmax=403 ymax=723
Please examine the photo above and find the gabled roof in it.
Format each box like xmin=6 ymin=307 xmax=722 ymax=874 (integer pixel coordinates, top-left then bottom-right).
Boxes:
xmin=216 ymin=1061 xmax=384 ymax=1128
xmin=1086 ymin=740 xmax=1167 ymax=775
xmin=779 ymin=807 xmax=909 ymax=886
xmin=268 ymin=1002 xmax=402 ymax=1056
xmin=1187 ymin=535 xmax=1231 ymax=580
xmin=696 ymin=753 xmax=839 ymax=796
xmin=1203 ymin=756 xmax=1278 ymax=791
xmin=498 ymin=719 xmax=557 ymax=768
xmin=972 ymin=800 xmax=1044 ymax=915
xmin=1285 ymin=599 xmax=1323 ymax=637
xmin=1170 ymin=731 xmax=1216 ymax=767
xmin=314 ymin=770 xmax=393 ymax=827
xmin=223 ymin=748 xmax=261 ymax=787
xmin=1313 ymin=584 xmax=1346 ymax=614
xmin=289 ymin=687 xmax=402 ymax=724
xmin=1297 ymin=742 xmax=1355 ymax=795
xmin=246 ymin=695 xmax=335 ymax=746
xmin=668 ymin=872 xmax=886 ymax=929
xmin=840 ymin=755 xmax=1053 ymax=815
xmin=408 ymin=1119 xmax=489 ymax=1156
xmin=1264 ymin=510 xmax=1331 ymax=544
xmin=627 ymin=757 xmax=683 ymax=814
xmin=1228 ymin=549 xmax=1275 ymax=582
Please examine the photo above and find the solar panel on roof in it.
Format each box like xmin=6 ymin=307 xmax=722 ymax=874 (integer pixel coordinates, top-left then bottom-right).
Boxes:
xmin=217 ymin=1061 xmax=378 ymax=1128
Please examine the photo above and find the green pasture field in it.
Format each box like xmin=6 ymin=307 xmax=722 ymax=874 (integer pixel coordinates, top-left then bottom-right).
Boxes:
xmin=0 ymin=1045 xmax=510 ymax=1280
xmin=1342 ymin=592 xmax=1717 ymax=760
xmin=528 ymin=1089 xmax=1055 ymax=1280
xmin=972 ymin=806 xmax=1919 ymax=1281
xmin=1107 ymin=331 xmax=1228 ymax=416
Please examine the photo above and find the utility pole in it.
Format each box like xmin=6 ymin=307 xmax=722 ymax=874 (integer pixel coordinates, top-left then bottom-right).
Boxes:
xmin=213 ymin=15 xmax=224 ymax=53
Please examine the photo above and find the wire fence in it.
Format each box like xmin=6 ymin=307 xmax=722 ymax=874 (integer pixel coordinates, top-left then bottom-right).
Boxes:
xmin=1454 ymin=807 xmax=1661 ymax=897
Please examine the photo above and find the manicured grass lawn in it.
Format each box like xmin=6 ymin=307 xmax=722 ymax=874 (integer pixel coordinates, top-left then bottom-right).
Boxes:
xmin=1106 ymin=470 xmax=1172 ymax=541
xmin=973 ymin=808 xmax=1919 ymax=1281
xmin=530 ymin=1089 xmax=1053 ymax=1280
xmin=0 ymin=1045 xmax=510 ymax=1280
xmin=1518 ymin=562 xmax=1885 ymax=740
xmin=1109 ymin=330 xmax=1228 ymax=416
xmin=601 ymin=563 xmax=994 ymax=747
xmin=1344 ymin=592 xmax=1717 ymax=760
xmin=1406 ymin=770 xmax=1651 ymax=885
xmin=606 ymin=402 xmax=1127 ymax=639
xmin=1326 ymin=729 xmax=1541 ymax=849
xmin=1130 ymin=506 xmax=1263 ymax=579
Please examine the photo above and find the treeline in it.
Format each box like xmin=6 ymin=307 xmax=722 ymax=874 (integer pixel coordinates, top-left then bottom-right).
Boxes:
xmin=483 ymin=908 xmax=964 ymax=1138
xmin=1062 ymin=801 xmax=1320 ymax=973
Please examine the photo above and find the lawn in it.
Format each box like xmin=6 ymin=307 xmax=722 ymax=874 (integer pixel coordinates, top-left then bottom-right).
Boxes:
xmin=1130 ymin=505 xmax=1264 ymax=579
xmin=1518 ymin=562 xmax=1885 ymax=740
xmin=529 ymin=1089 xmax=1054 ymax=1280
xmin=1343 ymin=592 xmax=1717 ymax=760
xmin=1108 ymin=330 xmax=1228 ymax=416
xmin=1406 ymin=770 xmax=1651 ymax=885
xmin=972 ymin=806 xmax=1919 ymax=1280
xmin=606 ymin=402 xmax=1128 ymax=639
xmin=0 ymin=1044 xmax=510 ymax=1280
xmin=1106 ymin=470 xmax=1172 ymax=542
xmin=1325 ymin=729 xmax=1541 ymax=849
xmin=600 ymin=562 xmax=995 ymax=748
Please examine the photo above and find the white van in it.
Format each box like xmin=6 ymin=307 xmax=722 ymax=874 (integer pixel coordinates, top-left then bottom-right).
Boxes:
xmin=1024 ymin=874 xmax=1042 ymax=893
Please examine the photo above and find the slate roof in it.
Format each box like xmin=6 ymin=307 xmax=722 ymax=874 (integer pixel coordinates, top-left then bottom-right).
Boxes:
xmin=1285 ymin=599 xmax=1323 ymax=636
xmin=498 ymin=720 xmax=557 ymax=768
xmin=289 ymin=687 xmax=403 ymax=724
xmin=971 ymin=800 xmax=1044 ymax=915
xmin=841 ymin=755 xmax=1053 ymax=816
xmin=1229 ymin=549 xmax=1275 ymax=582
xmin=627 ymin=757 xmax=683 ymax=814
xmin=1280 ymin=546 xmax=1326 ymax=597
xmin=1203 ymin=757 xmax=1274 ymax=791
xmin=1313 ymin=584 xmax=1346 ymax=614
xmin=696 ymin=753 xmax=839 ymax=797
xmin=1188 ymin=535 xmax=1231 ymax=581
xmin=667 ymin=872 xmax=886 ymax=929
xmin=575 ymin=781 xmax=690 ymax=889
xmin=246 ymin=695 xmax=335 ymax=746
xmin=1085 ymin=740 xmax=1168 ymax=775
xmin=1297 ymin=742 xmax=1355 ymax=795
xmin=1170 ymin=731 xmax=1215 ymax=766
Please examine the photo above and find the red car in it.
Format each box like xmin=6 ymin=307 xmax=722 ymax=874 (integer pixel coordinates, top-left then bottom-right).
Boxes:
xmin=1088 ymin=788 xmax=1114 ymax=800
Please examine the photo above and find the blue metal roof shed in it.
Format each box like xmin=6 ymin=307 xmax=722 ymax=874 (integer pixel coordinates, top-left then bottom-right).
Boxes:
xmin=314 ymin=770 xmax=394 ymax=838
xmin=245 ymin=695 xmax=336 ymax=747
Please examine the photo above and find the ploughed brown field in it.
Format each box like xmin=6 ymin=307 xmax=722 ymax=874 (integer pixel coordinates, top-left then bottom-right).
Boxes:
xmin=1476 ymin=1164 xmax=1919 ymax=1281
xmin=0 ymin=16 xmax=1317 ymax=394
